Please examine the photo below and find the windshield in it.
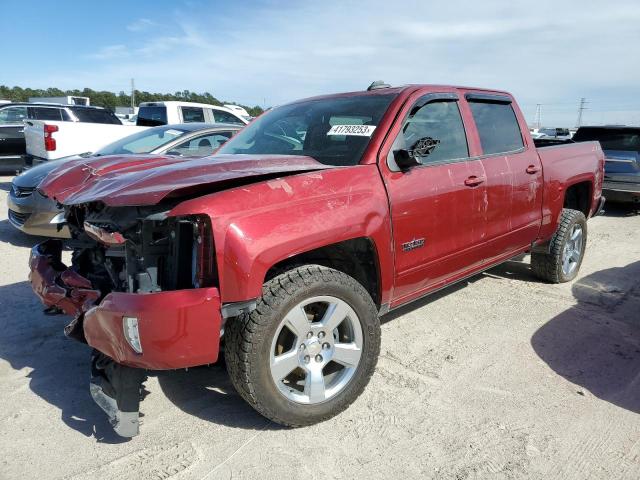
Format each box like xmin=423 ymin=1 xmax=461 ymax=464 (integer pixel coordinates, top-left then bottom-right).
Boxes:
xmin=94 ymin=126 xmax=188 ymax=156
xmin=217 ymin=94 xmax=397 ymax=166
xmin=573 ymin=127 xmax=640 ymax=152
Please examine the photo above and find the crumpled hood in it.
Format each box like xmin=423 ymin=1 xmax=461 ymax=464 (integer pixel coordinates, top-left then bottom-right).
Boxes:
xmin=38 ymin=154 xmax=336 ymax=207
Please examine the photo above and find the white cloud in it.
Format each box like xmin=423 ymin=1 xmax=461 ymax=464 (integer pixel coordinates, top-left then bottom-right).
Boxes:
xmin=86 ymin=44 xmax=130 ymax=60
xmin=126 ymin=18 xmax=158 ymax=32
xmin=56 ymin=1 xmax=640 ymax=125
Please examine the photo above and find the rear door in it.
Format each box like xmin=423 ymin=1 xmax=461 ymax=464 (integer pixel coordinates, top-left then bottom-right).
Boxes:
xmin=380 ymin=92 xmax=488 ymax=305
xmin=465 ymin=94 xmax=543 ymax=258
xmin=0 ymin=105 xmax=28 ymax=168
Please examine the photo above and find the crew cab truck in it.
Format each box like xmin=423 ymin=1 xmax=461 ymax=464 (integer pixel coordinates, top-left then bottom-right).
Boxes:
xmin=29 ymin=84 xmax=605 ymax=437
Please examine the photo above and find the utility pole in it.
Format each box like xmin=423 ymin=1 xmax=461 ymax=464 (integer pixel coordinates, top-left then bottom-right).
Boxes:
xmin=131 ymin=78 xmax=135 ymax=114
xmin=534 ymin=104 xmax=542 ymax=129
xmin=575 ymin=97 xmax=588 ymax=128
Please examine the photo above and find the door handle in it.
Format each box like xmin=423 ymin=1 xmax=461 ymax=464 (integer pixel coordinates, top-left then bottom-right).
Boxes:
xmin=526 ymin=165 xmax=541 ymax=174
xmin=464 ymin=175 xmax=485 ymax=187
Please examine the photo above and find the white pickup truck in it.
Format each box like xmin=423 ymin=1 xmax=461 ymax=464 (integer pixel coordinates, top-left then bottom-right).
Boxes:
xmin=24 ymin=120 xmax=148 ymax=163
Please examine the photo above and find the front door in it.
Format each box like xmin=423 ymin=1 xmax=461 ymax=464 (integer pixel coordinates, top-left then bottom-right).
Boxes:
xmin=380 ymin=95 xmax=488 ymax=306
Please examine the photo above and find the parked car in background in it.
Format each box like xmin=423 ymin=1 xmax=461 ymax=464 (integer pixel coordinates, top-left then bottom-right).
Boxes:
xmin=0 ymin=103 xmax=122 ymax=171
xmin=24 ymin=118 xmax=145 ymax=165
xmin=30 ymin=83 xmax=604 ymax=436
xmin=8 ymin=123 xmax=241 ymax=237
xmin=573 ymin=125 xmax=640 ymax=204
xmin=136 ymin=101 xmax=248 ymax=127
xmin=537 ymin=127 xmax=572 ymax=140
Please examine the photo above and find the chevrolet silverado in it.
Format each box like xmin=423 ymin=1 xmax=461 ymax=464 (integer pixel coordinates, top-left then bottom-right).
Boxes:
xmin=29 ymin=83 xmax=605 ymax=437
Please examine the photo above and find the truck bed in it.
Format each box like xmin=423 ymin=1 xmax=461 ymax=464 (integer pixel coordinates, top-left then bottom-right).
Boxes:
xmin=24 ymin=120 xmax=147 ymax=162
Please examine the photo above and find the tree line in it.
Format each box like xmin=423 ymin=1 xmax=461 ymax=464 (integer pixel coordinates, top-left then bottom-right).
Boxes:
xmin=0 ymin=85 xmax=264 ymax=117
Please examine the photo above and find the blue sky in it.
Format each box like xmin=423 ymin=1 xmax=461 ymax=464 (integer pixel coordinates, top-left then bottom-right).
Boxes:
xmin=2 ymin=0 xmax=640 ymax=127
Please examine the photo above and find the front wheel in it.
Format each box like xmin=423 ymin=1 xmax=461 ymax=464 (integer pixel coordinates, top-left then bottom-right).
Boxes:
xmin=531 ymin=208 xmax=587 ymax=283
xmin=224 ymin=265 xmax=381 ymax=427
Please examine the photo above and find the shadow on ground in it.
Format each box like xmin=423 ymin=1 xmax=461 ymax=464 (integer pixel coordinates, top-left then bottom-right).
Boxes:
xmin=0 ymin=281 xmax=128 ymax=443
xmin=532 ymin=261 xmax=640 ymax=413
xmin=0 ymin=279 xmax=277 ymax=437
xmin=602 ymin=201 xmax=639 ymax=218
xmin=0 ymin=219 xmax=43 ymax=248
xmin=156 ymin=364 xmax=281 ymax=431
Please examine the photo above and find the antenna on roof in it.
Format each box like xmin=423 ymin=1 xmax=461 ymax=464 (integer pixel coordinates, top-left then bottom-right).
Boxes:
xmin=367 ymin=80 xmax=391 ymax=91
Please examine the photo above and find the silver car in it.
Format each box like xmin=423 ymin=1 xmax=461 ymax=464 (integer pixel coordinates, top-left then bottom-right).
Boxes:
xmin=8 ymin=122 xmax=241 ymax=237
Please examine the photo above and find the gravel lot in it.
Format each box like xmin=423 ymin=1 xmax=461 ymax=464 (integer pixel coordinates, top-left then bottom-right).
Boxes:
xmin=0 ymin=175 xmax=638 ymax=480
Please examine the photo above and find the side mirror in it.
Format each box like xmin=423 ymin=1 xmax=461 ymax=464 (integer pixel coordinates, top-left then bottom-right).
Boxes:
xmin=393 ymin=149 xmax=420 ymax=171
xmin=393 ymin=136 xmax=440 ymax=172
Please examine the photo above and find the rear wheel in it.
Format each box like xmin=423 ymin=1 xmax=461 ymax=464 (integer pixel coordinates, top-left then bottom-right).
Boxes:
xmin=224 ymin=265 xmax=381 ymax=426
xmin=531 ymin=208 xmax=587 ymax=283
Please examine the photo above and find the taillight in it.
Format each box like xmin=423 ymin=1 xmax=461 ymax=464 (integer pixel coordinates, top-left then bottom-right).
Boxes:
xmin=44 ymin=124 xmax=58 ymax=151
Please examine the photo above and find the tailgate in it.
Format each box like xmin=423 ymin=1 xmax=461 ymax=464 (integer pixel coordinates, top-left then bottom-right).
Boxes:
xmin=24 ymin=119 xmax=49 ymax=160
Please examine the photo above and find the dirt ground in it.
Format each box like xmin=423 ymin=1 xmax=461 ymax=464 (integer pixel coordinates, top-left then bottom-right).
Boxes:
xmin=0 ymin=174 xmax=638 ymax=480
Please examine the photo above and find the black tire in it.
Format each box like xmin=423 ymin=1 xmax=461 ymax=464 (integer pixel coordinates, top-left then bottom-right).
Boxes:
xmin=224 ymin=265 xmax=381 ymax=427
xmin=531 ymin=208 xmax=587 ymax=283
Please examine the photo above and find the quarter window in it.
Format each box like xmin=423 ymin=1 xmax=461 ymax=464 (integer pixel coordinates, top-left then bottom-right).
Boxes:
xmin=468 ymin=101 xmax=524 ymax=155
xmin=392 ymin=100 xmax=469 ymax=165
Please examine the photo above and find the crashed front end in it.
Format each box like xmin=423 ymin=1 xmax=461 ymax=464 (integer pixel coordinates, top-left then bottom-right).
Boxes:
xmin=29 ymin=203 xmax=223 ymax=437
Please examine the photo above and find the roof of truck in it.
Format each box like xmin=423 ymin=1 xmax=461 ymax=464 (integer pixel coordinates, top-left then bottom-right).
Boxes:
xmin=288 ymin=83 xmax=513 ymax=105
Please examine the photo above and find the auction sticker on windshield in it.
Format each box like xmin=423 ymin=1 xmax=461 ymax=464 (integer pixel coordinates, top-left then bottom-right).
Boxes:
xmin=165 ymin=129 xmax=183 ymax=136
xmin=327 ymin=125 xmax=376 ymax=136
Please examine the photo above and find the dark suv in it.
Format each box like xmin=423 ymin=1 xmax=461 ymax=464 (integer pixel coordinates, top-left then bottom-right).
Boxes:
xmin=573 ymin=126 xmax=640 ymax=204
xmin=0 ymin=103 xmax=121 ymax=172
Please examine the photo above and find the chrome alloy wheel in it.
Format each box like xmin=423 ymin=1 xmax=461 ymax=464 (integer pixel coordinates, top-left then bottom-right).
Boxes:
xmin=562 ymin=223 xmax=583 ymax=276
xmin=269 ymin=295 xmax=363 ymax=405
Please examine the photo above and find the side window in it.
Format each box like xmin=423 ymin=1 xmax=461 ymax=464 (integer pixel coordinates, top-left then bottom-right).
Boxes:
xmin=468 ymin=101 xmax=524 ymax=155
xmin=213 ymin=109 xmax=244 ymax=125
xmin=170 ymin=131 xmax=234 ymax=156
xmin=181 ymin=106 xmax=205 ymax=123
xmin=0 ymin=106 xmax=28 ymax=125
xmin=31 ymin=107 xmax=63 ymax=121
xmin=392 ymin=100 xmax=469 ymax=165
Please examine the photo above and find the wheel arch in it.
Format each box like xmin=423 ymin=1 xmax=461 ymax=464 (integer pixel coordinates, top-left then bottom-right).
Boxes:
xmin=264 ymin=237 xmax=383 ymax=309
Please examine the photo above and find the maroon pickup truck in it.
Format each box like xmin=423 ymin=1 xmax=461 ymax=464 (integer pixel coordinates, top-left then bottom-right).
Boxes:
xmin=30 ymin=83 xmax=605 ymax=436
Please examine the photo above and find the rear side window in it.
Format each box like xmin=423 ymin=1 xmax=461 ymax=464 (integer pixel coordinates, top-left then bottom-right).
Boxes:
xmin=212 ymin=109 xmax=244 ymax=125
xmin=137 ymin=106 xmax=168 ymax=126
xmin=468 ymin=101 xmax=524 ymax=155
xmin=169 ymin=131 xmax=235 ymax=156
xmin=71 ymin=108 xmax=122 ymax=124
xmin=30 ymin=107 xmax=63 ymax=121
xmin=181 ymin=106 xmax=205 ymax=123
